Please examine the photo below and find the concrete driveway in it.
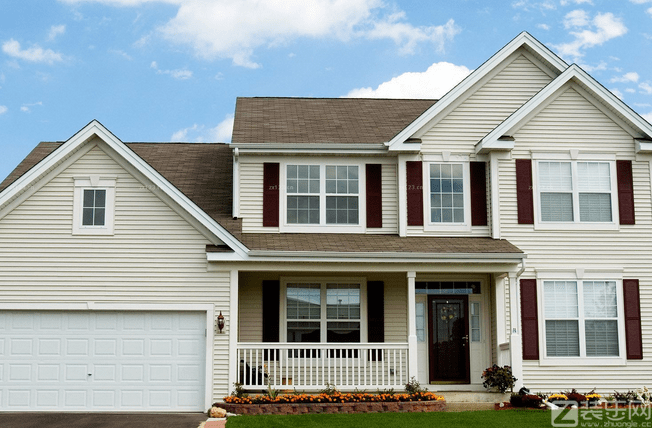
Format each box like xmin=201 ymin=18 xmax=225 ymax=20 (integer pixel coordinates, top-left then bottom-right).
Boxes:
xmin=0 ymin=412 xmax=207 ymax=428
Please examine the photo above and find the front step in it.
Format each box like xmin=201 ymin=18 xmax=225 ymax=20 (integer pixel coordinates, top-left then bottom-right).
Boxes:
xmin=437 ymin=391 xmax=510 ymax=403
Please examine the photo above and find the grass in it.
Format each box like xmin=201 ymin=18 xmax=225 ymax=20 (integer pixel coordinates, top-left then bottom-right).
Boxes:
xmin=225 ymin=409 xmax=554 ymax=428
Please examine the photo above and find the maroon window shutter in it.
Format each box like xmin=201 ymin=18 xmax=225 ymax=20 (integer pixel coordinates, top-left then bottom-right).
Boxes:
xmin=406 ymin=161 xmax=423 ymax=226
xmin=623 ymin=279 xmax=643 ymax=360
xmin=367 ymin=281 xmax=384 ymax=361
xmin=366 ymin=164 xmax=383 ymax=228
xmin=520 ymin=278 xmax=539 ymax=360
xmin=617 ymin=160 xmax=635 ymax=225
xmin=470 ymin=161 xmax=488 ymax=226
xmin=515 ymin=159 xmax=534 ymax=225
xmin=263 ymin=163 xmax=280 ymax=227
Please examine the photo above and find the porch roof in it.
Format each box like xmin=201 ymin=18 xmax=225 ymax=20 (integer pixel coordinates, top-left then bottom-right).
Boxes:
xmin=234 ymin=234 xmax=522 ymax=255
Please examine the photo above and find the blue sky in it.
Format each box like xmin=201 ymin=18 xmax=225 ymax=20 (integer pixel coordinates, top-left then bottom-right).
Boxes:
xmin=2 ymin=0 xmax=652 ymax=182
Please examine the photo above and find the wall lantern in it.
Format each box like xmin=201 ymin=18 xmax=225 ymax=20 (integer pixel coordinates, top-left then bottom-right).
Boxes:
xmin=216 ymin=311 xmax=225 ymax=333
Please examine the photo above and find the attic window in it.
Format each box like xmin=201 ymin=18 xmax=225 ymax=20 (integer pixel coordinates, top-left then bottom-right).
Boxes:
xmin=72 ymin=176 xmax=116 ymax=235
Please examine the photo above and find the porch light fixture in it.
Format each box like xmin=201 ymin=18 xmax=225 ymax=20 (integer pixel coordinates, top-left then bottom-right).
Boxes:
xmin=216 ymin=311 xmax=225 ymax=333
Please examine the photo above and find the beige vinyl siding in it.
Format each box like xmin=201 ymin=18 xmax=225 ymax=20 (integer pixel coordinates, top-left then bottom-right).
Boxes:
xmin=0 ymin=144 xmax=232 ymax=401
xmin=237 ymin=272 xmax=407 ymax=343
xmin=421 ymin=53 xmax=554 ymax=154
xmin=369 ymin=163 xmax=398 ymax=234
xmin=240 ymin=162 xmax=275 ymax=233
xmin=499 ymin=85 xmax=652 ymax=392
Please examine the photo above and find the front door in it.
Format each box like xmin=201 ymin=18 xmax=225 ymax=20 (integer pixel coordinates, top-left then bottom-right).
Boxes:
xmin=428 ymin=296 xmax=470 ymax=383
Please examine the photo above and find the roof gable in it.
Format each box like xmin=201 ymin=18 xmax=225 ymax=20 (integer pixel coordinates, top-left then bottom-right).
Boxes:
xmin=0 ymin=120 xmax=248 ymax=257
xmin=387 ymin=31 xmax=568 ymax=151
xmin=476 ymin=64 xmax=652 ymax=154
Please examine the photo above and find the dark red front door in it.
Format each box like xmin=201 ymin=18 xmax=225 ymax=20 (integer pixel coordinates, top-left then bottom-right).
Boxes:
xmin=428 ymin=296 xmax=470 ymax=383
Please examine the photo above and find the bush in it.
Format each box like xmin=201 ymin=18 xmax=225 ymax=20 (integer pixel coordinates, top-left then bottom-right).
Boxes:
xmin=481 ymin=365 xmax=517 ymax=393
xmin=405 ymin=377 xmax=425 ymax=395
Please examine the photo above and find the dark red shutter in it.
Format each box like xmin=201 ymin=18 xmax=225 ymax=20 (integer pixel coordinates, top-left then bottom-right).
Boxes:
xmin=623 ymin=279 xmax=643 ymax=360
xmin=520 ymin=278 xmax=539 ymax=360
xmin=617 ymin=160 xmax=635 ymax=225
xmin=406 ymin=161 xmax=423 ymax=226
xmin=262 ymin=279 xmax=280 ymax=362
xmin=366 ymin=164 xmax=383 ymax=228
xmin=516 ymin=159 xmax=534 ymax=225
xmin=470 ymin=161 xmax=488 ymax=226
xmin=263 ymin=163 xmax=279 ymax=227
xmin=368 ymin=281 xmax=384 ymax=361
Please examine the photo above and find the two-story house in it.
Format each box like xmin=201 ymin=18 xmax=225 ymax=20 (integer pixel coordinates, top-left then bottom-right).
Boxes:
xmin=1 ymin=31 xmax=651 ymax=412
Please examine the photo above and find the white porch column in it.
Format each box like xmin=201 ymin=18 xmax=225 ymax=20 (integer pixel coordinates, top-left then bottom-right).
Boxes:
xmin=508 ymin=271 xmax=524 ymax=390
xmin=407 ymin=271 xmax=418 ymax=380
xmin=228 ymin=269 xmax=239 ymax=395
xmin=494 ymin=274 xmax=508 ymax=366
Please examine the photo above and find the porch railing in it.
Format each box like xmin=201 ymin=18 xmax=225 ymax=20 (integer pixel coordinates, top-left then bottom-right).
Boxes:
xmin=236 ymin=342 xmax=409 ymax=391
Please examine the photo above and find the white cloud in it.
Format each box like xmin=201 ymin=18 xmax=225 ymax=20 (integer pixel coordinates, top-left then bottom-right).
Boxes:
xmin=537 ymin=24 xmax=550 ymax=30
xmin=171 ymin=115 xmax=234 ymax=142
xmin=578 ymin=60 xmax=607 ymax=72
xmin=611 ymin=72 xmax=639 ymax=83
xmin=150 ymin=61 xmax=192 ymax=79
xmin=625 ymin=88 xmax=636 ymax=93
xmin=20 ymin=101 xmax=43 ymax=113
xmin=643 ymin=112 xmax=652 ymax=124
xmin=2 ymin=39 xmax=64 ymax=64
xmin=560 ymin=0 xmax=594 ymax=5
xmin=640 ymin=82 xmax=652 ymax=95
xmin=109 ymin=49 xmax=132 ymax=60
xmin=59 ymin=0 xmax=459 ymax=68
xmin=48 ymin=25 xmax=66 ymax=41
xmin=563 ymin=10 xmax=589 ymax=29
xmin=0 ymin=106 xmax=7 ymax=115
xmin=553 ymin=11 xmax=627 ymax=59
xmin=344 ymin=61 xmax=472 ymax=99
xmin=610 ymin=88 xmax=623 ymax=99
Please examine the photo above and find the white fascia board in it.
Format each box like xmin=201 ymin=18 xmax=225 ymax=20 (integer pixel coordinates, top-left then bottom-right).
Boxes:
xmin=476 ymin=65 xmax=652 ymax=154
xmin=0 ymin=119 xmax=249 ymax=258
xmin=231 ymin=143 xmax=388 ymax=155
xmin=635 ymin=139 xmax=652 ymax=154
xmin=208 ymin=250 xmax=525 ymax=264
xmin=387 ymin=32 xmax=568 ymax=152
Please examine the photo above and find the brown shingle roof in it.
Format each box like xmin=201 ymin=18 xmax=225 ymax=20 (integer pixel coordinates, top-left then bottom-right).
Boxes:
xmin=241 ymin=234 xmax=522 ymax=254
xmin=232 ymin=97 xmax=437 ymax=145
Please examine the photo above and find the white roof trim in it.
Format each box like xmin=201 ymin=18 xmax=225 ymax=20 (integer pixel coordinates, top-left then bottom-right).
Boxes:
xmin=232 ymin=143 xmax=388 ymax=155
xmin=386 ymin=32 xmax=568 ymax=151
xmin=476 ymin=65 xmax=652 ymax=154
xmin=0 ymin=120 xmax=249 ymax=258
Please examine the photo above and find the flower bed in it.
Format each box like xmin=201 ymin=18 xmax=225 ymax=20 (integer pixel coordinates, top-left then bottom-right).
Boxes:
xmin=221 ymin=391 xmax=445 ymax=415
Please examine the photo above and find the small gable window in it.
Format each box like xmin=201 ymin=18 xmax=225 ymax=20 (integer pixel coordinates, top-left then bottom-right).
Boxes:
xmin=73 ymin=176 xmax=116 ymax=235
xmin=82 ymin=189 xmax=107 ymax=226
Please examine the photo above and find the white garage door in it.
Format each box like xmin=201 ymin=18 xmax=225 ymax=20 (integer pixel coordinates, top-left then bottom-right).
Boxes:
xmin=0 ymin=311 xmax=206 ymax=411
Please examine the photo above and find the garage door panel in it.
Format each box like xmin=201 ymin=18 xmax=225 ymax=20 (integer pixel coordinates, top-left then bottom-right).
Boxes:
xmin=0 ymin=311 xmax=206 ymax=411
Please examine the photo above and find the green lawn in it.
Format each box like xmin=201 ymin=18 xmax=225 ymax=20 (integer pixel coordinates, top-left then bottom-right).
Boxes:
xmin=226 ymin=410 xmax=553 ymax=428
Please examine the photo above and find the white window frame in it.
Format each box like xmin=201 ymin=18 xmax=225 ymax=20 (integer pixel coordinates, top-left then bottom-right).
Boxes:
xmin=72 ymin=176 xmax=116 ymax=235
xmin=279 ymin=277 xmax=368 ymax=344
xmin=536 ymin=270 xmax=626 ymax=366
xmin=422 ymin=155 xmax=472 ymax=232
xmin=532 ymin=153 xmax=619 ymax=230
xmin=279 ymin=160 xmax=366 ymax=233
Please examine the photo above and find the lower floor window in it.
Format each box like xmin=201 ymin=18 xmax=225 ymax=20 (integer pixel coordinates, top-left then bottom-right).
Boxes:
xmin=543 ymin=280 xmax=619 ymax=357
xmin=284 ymin=280 xmax=363 ymax=346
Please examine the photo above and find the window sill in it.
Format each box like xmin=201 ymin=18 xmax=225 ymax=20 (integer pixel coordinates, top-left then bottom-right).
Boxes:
xmin=538 ymin=357 xmax=626 ymax=367
xmin=533 ymin=222 xmax=619 ymax=231
xmin=72 ymin=227 xmax=114 ymax=236
xmin=280 ymin=224 xmax=366 ymax=234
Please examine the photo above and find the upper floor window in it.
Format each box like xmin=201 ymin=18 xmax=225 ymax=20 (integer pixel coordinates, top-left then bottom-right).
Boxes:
xmin=429 ymin=163 xmax=465 ymax=223
xmin=285 ymin=164 xmax=360 ymax=227
xmin=538 ymin=161 xmax=614 ymax=223
xmin=82 ymin=189 xmax=107 ymax=226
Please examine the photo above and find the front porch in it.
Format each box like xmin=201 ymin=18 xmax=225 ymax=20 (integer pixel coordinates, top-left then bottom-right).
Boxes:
xmin=230 ymin=265 xmax=525 ymax=393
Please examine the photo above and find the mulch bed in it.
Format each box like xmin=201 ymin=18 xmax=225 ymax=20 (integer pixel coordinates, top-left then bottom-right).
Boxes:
xmin=222 ymin=400 xmax=446 ymax=415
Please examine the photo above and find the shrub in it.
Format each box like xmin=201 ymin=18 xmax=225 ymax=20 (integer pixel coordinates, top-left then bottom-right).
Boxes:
xmin=405 ymin=377 xmax=425 ymax=395
xmin=231 ymin=382 xmax=248 ymax=399
xmin=481 ymin=364 xmax=517 ymax=393
xmin=565 ymin=389 xmax=587 ymax=403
